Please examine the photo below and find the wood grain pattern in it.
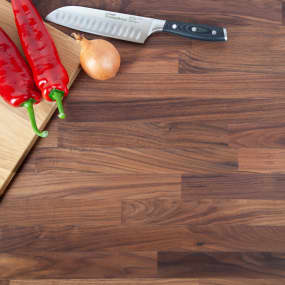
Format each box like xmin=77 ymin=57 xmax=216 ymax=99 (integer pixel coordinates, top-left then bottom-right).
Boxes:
xmin=181 ymin=26 xmax=285 ymax=75
xmin=158 ymin=252 xmax=285 ymax=278
xmin=238 ymin=148 xmax=285 ymax=173
xmin=199 ymin=280 xmax=285 ymax=285
xmin=33 ymin=147 xmax=237 ymax=175
xmin=229 ymin=120 xmax=285 ymax=149
xmin=182 ymin=173 xmax=285 ymax=200
xmin=0 ymin=251 xmax=157 ymax=279
xmin=2 ymin=225 xmax=285 ymax=253
xmin=2 ymin=0 xmax=285 ymax=282
xmin=122 ymin=199 xmax=285 ymax=226
xmin=0 ymin=225 xmax=197 ymax=252
xmin=10 ymin=280 xmax=198 ymax=285
xmin=0 ymin=198 xmax=121 ymax=226
xmin=9 ymin=280 xmax=285 ymax=285
xmin=66 ymin=78 xmax=285 ymax=102
xmin=58 ymin=120 xmax=228 ymax=149
xmin=0 ymin=0 xmax=81 ymax=196
xmin=5 ymin=173 xmax=181 ymax=200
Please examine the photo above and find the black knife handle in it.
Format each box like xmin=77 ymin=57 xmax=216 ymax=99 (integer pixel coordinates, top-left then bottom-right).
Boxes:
xmin=163 ymin=21 xmax=227 ymax=42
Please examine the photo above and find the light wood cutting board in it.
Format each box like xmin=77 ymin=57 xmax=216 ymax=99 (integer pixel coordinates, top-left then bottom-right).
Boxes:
xmin=0 ymin=0 xmax=81 ymax=196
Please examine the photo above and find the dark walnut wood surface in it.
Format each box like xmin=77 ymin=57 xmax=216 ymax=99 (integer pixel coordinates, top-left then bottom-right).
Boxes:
xmin=1 ymin=0 xmax=285 ymax=284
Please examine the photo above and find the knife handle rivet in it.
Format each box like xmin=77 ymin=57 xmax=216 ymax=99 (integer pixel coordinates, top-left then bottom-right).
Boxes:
xmin=192 ymin=27 xmax=197 ymax=32
xmin=172 ymin=24 xmax=178 ymax=30
xmin=212 ymin=30 xmax=217 ymax=35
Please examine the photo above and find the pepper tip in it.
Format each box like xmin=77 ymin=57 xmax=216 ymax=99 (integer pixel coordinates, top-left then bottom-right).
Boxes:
xmin=58 ymin=113 xmax=66 ymax=119
xmin=40 ymin=131 xmax=49 ymax=138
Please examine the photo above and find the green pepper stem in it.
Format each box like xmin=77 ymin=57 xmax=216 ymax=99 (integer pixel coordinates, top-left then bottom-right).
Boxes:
xmin=22 ymin=99 xmax=48 ymax=138
xmin=49 ymin=89 xmax=66 ymax=119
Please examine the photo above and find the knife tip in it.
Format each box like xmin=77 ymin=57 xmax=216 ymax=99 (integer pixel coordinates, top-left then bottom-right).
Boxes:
xmin=223 ymin=28 xmax=227 ymax=41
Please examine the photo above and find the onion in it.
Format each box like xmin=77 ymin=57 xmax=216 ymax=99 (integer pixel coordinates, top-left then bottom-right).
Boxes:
xmin=72 ymin=33 xmax=121 ymax=80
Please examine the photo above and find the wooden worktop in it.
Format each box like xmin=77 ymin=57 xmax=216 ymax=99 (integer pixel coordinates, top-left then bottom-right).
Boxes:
xmin=1 ymin=0 xmax=285 ymax=283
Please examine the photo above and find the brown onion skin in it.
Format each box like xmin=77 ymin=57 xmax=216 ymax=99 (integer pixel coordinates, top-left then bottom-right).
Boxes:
xmin=72 ymin=33 xmax=121 ymax=80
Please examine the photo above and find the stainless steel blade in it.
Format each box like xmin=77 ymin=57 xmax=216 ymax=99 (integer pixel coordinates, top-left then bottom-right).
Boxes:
xmin=46 ymin=6 xmax=166 ymax=44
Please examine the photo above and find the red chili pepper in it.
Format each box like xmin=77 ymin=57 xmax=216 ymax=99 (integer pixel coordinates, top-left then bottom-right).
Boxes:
xmin=0 ymin=27 xmax=48 ymax=137
xmin=11 ymin=0 xmax=69 ymax=119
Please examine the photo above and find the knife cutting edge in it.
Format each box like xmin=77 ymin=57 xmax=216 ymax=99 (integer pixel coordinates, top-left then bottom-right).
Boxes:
xmin=46 ymin=6 xmax=227 ymax=44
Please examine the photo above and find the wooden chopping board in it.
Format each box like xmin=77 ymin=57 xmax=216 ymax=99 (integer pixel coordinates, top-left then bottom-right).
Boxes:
xmin=0 ymin=0 xmax=81 ymax=196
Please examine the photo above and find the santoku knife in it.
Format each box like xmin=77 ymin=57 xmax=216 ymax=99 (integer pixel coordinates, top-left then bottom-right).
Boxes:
xmin=46 ymin=6 xmax=227 ymax=44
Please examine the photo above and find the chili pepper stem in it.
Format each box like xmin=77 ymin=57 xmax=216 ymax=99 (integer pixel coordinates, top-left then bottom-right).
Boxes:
xmin=22 ymin=98 xmax=48 ymax=138
xmin=49 ymin=89 xmax=66 ymax=119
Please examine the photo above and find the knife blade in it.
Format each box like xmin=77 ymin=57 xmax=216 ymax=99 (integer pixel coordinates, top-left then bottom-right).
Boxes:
xmin=46 ymin=6 xmax=227 ymax=44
